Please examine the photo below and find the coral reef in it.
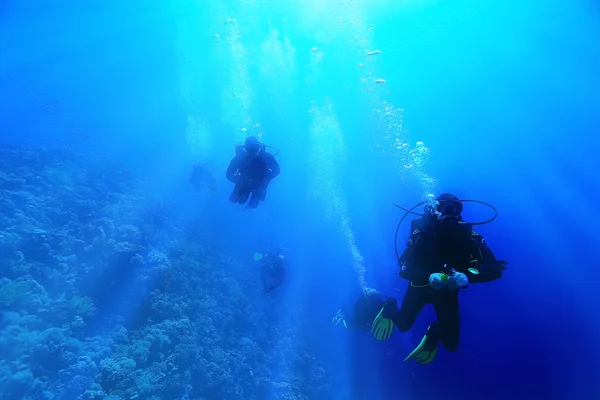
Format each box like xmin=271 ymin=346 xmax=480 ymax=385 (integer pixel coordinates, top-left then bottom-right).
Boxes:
xmin=0 ymin=147 xmax=333 ymax=399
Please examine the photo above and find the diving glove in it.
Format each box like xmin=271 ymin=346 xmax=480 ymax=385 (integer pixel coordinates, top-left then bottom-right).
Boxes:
xmin=429 ymin=272 xmax=468 ymax=291
xmin=446 ymin=272 xmax=468 ymax=291
xmin=429 ymin=273 xmax=448 ymax=290
xmin=403 ymin=323 xmax=439 ymax=364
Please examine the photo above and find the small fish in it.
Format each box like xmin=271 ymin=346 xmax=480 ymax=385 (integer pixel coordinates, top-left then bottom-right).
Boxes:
xmin=358 ymin=63 xmax=364 ymax=68
xmin=365 ymin=50 xmax=381 ymax=57
xmin=375 ymin=78 xmax=386 ymax=85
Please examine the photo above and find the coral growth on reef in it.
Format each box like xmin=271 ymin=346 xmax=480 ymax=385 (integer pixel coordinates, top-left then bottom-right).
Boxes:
xmin=0 ymin=147 xmax=332 ymax=400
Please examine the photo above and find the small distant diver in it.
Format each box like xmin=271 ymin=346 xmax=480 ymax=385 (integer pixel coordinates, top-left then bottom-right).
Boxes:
xmin=254 ymin=246 xmax=287 ymax=293
xmin=189 ymin=161 xmax=218 ymax=195
xmin=371 ymin=193 xmax=508 ymax=364
xmin=226 ymin=136 xmax=280 ymax=209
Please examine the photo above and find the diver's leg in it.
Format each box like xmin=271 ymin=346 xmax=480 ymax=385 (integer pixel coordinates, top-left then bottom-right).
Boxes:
xmin=262 ymin=275 xmax=277 ymax=292
xmin=257 ymin=184 xmax=268 ymax=201
xmin=395 ymin=285 xmax=428 ymax=332
xmin=232 ymin=183 xmax=250 ymax=204
xmin=433 ymin=293 xmax=460 ymax=352
xmin=402 ymin=291 xmax=442 ymax=364
xmin=247 ymin=191 xmax=260 ymax=209
xmin=229 ymin=183 xmax=240 ymax=202
xmin=238 ymin=190 xmax=250 ymax=204
xmin=270 ymin=269 xmax=284 ymax=291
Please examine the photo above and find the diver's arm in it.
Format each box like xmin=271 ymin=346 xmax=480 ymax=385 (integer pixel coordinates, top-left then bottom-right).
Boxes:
xmin=464 ymin=233 xmax=505 ymax=283
xmin=226 ymin=156 xmax=241 ymax=183
xmin=400 ymin=264 xmax=431 ymax=284
xmin=397 ymin=233 xmax=430 ymax=284
xmin=266 ymin=154 xmax=280 ymax=179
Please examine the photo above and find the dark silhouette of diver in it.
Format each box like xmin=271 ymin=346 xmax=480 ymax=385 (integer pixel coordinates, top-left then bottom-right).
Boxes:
xmin=189 ymin=162 xmax=217 ymax=195
xmin=254 ymin=246 xmax=287 ymax=293
xmin=226 ymin=136 xmax=280 ymax=209
xmin=372 ymin=193 xmax=507 ymax=364
xmin=332 ymin=288 xmax=389 ymax=333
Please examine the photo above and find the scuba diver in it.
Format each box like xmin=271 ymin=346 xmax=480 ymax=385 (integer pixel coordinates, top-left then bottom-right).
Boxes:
xmin=189 ymin=161 xmax=217 ymax=195
xmin=332 ymin=288 xmax=393 ymax=339
xmin=254 ymin=246 xmax=287 ymax=293
xmin=371 ymin=193 xmax=508 ymax=364
xmin=226 ymin=136 xmax=280 ymax=209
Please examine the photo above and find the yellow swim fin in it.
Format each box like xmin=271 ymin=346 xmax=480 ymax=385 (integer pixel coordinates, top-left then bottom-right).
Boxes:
xmin=403 ymin=326 xmax=438 ymax=364
xmin=371 ymin=307 xmax=394 ymax=341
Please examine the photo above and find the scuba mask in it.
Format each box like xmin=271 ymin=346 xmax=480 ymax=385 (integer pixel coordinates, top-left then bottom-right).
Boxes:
xmin=436 ymin=200 xmax=463 ymax=218
xmin=423 ymin=194 xmax=464 ymax=227
xmin=430 ymin=199 xmax=464 ymax=227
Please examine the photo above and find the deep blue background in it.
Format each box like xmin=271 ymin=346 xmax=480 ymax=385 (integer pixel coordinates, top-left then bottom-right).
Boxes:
xmin=1 ymin=0 xmax=599 ymax=399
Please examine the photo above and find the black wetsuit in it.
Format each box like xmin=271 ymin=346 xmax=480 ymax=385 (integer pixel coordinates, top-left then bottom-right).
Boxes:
xmin=387 ymin=221 xmax=504 ymax=351
xmin=226 ymin=147 xmax=280 ymax=209
xmin=260 ymin=254 xmax=286 ymax=292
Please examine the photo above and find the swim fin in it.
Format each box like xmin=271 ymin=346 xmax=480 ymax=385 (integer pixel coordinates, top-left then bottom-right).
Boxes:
xmin=371 ymin=307 xmax=394 ymax=341
xmin=403 ymin=324 xmax=439 ymax=364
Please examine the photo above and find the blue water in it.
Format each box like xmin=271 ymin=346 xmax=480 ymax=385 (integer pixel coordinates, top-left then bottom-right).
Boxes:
xmin=1 ymin=0 xmax=599 ymax=399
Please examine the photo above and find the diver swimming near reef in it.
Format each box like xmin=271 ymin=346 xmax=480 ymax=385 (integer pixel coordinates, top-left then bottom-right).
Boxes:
xmin=371 ymin=193 xmax=508 ymax=364
xmin=189 ymin=161 xmax=217 ymax=195
xmin=254 ymin=246 xmax=287 ymax=293
xmin=226 ymin=136 xmax=280 ymax=210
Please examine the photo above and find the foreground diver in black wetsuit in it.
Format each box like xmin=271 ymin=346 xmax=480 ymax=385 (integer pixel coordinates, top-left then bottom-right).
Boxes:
xmin=226 ymin=136 xmax=280 ymax=209
xmin=372 ymin=193 xmax=507 ymax=364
